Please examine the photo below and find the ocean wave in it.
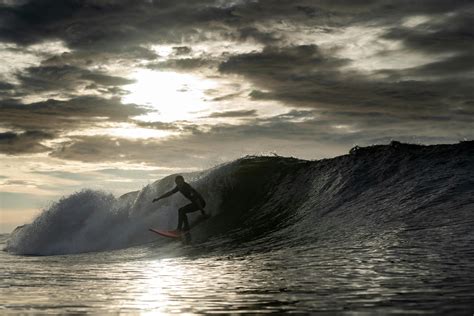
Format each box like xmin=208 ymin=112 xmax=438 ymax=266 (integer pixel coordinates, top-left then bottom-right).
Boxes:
xmin=5 ymin=141 xmax=474 ymax=255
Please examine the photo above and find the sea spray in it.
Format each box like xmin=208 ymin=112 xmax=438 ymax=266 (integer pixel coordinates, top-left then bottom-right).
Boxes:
xmin=6 ymin=190 xmax=126 ymax=254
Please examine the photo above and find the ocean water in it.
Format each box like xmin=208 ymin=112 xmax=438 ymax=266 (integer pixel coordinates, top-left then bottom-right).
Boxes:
xmin=2 ymin=142 xmax=474 ymax=314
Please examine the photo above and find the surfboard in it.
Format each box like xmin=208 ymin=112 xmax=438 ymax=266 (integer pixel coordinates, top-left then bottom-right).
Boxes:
xmin=148 ymin=228 xmax=182 ymax=238
xmin=149 ymin=214 xmax=210 ymax=239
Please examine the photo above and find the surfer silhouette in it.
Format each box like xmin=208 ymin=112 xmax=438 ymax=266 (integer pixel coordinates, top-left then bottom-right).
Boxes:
xmin=152 ymin=175 xmax=207 ymax=232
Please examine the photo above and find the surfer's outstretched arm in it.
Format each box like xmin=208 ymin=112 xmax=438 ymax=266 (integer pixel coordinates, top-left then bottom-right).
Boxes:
xmin=152 ymin=187 xmax=178 ymax=203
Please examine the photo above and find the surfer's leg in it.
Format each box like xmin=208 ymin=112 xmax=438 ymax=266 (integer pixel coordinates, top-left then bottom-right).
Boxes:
xmin=181 ymin=211 xmax=190 ymax=231
xmin=177 ymin=207 xmax=186 ymax=230
xmin=177 ymin=203 xmax=198 ymax=231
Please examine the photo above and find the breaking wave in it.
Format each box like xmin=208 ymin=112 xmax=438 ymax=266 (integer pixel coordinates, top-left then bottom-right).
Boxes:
xmin=5 ymin=141 xmax=474 ymax=255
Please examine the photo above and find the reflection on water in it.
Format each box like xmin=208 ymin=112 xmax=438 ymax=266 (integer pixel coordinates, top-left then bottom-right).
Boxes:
xmin=2 ymin=237 xmax=473 ymax=314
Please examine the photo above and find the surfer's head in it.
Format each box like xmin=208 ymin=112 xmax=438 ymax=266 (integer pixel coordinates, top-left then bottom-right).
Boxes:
xmin=175 ymin=175 xmax=185 ymax=185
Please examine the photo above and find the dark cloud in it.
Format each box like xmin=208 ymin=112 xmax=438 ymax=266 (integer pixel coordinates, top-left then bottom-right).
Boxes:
xmin=219 ymin=44 xmax=347 ymax=77
xmin=49 ymin=135 xmax=212 ymax=166
xmin=15 ymin=65 xmax=134 ymax=95
xmin=1 ymin=0 xmax=472 ymax=52
xmin=41 ymin=48 xmax=158 ymax=69
xmin=147 ymin=58 xmax=215 ymax=71
xmin=383 ymin=10 xmax=474 ymax=55
xmin=0 ymin=130 xmax=53 ymax=154
xmin=135 ymin=120 xmax=188 ymax=131
xmin=207 ymin=109 xmax=257 ymax=118
xmin=0 ymin=81 xmax=16 ymax=98
xmin=219 ymin=44 xmax=473 ymax=120
xmin=237 ymin=26 xmax=280 ymax=45
xmin=172 ymin=46 xmax=192 ymax=56
xmin=211 ymin=92 xmax=242 ymax=102
xmin=0 ymin=0 xmax=234 ymax=49
xmin=378 ymin=53 xmax=474 ymax=80
xmin=0 ymin=96 xmax=150 ymax=132
xmin=0 ymin=81 xmax=15 ymax=91
xmin=135 ymin=120 xmax=202 ymax=135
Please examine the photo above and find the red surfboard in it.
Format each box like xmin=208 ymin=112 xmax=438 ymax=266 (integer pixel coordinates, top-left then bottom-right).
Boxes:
xmin=149 ymin=214 xmax=210 ymax=239
xmin=148 ymin=228 xmax=182 ymax=238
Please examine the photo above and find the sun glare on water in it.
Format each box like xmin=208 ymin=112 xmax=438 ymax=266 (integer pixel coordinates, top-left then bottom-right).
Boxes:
xmin=123 ymin=69 xmax=216 ymax=122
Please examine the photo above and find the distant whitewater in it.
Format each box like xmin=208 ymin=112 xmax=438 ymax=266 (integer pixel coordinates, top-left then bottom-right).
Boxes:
xmin=5 ymin=141 xmax=474 ymax=256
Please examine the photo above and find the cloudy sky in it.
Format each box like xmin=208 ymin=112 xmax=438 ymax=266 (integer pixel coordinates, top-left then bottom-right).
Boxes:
xmin=0 ymin=0 xmax=473 ymax=232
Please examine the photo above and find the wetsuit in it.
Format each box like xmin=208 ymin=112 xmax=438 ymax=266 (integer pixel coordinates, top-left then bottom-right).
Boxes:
xmin=170 ymin=183 xmax=206 ymax=231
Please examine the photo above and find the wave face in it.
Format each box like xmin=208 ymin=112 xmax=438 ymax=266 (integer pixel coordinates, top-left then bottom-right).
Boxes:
xmin=5 ymin=141 xmax=474 ymax=255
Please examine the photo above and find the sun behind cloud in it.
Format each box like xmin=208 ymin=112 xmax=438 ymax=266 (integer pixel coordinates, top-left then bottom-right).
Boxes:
xmin=123 ymin=69 xmax=217 ymax=122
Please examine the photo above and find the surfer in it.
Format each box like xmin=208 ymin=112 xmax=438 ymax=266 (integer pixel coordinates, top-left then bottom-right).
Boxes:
xmin=152 ymin=175 xmax=208 ymax=232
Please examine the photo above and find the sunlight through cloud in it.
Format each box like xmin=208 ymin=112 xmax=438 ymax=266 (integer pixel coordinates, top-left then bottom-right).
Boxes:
xmin=123 ymin=69 xmax=217 ymax=122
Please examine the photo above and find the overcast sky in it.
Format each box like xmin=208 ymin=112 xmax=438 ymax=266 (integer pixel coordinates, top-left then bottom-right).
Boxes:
xmin=1 ymin=0 xmax=473 ymax=232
